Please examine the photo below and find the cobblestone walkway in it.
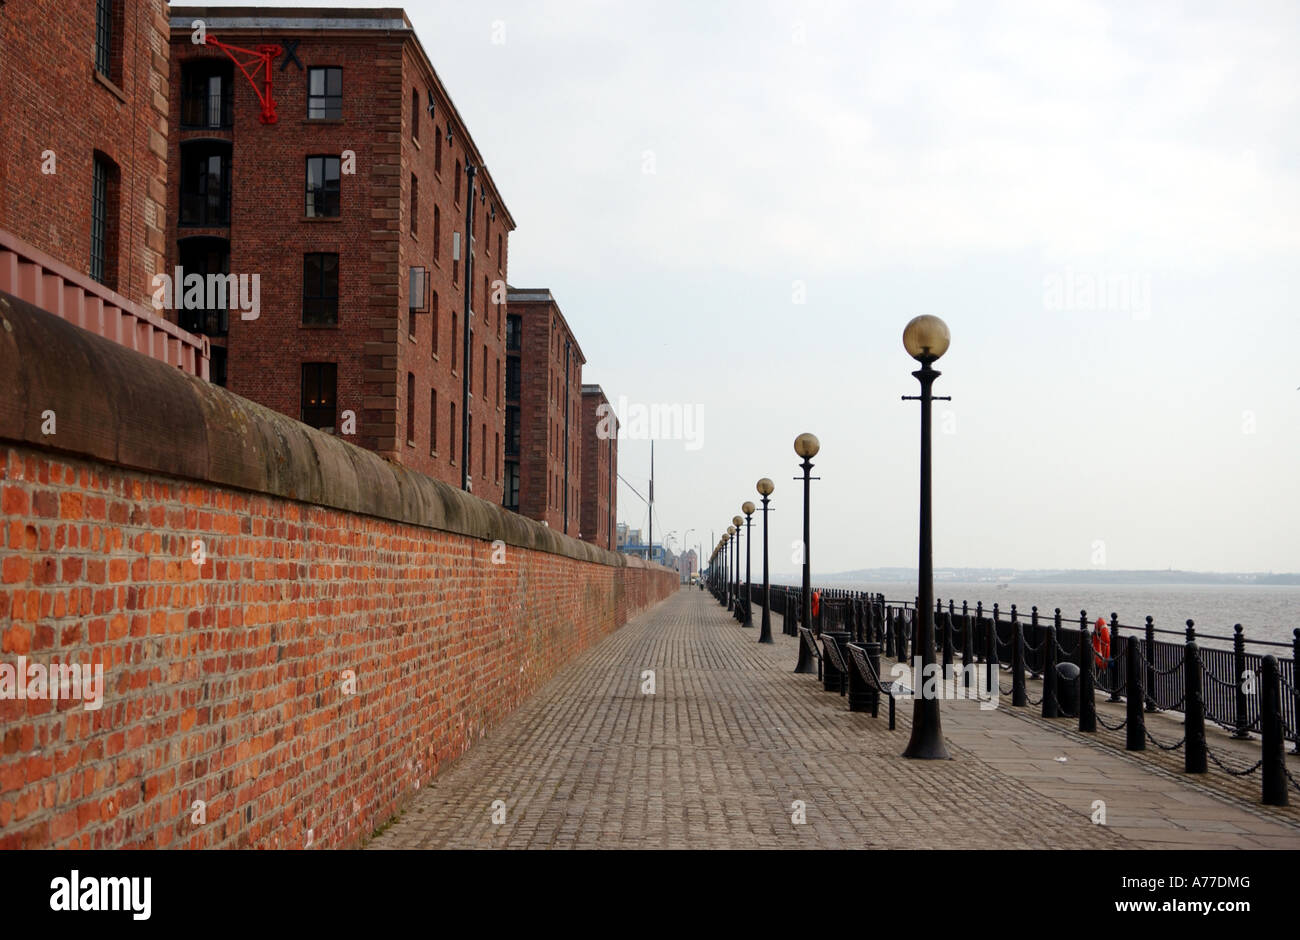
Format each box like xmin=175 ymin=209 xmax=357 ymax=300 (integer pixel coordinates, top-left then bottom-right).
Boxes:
xmin=368 ymin=590 xmax=1300 ymax=849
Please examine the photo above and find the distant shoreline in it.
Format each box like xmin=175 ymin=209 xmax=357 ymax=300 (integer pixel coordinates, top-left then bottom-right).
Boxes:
xmin=770 ymin=569 xmax=1300 ymax=587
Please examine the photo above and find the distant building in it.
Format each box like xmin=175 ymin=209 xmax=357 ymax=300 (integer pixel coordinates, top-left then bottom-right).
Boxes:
xmin=579 ymin=384 xmax=617 ymax=550
xmin=505 ymin=288 xmax=584 ymax=534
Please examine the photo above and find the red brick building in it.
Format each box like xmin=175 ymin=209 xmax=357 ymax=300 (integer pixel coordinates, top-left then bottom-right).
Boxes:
xmin=0 ymin=0 xmax=208 ymax=377
xmin=505 ymin=288 xmax=585 ymax=535
xmin=165 ymin=6 xmax=515 ymax=500
xmin=580 ymin=384 xmax=618 ymax=550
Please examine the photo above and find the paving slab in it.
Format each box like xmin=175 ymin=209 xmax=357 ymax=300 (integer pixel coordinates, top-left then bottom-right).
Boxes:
xmin=367 ymin=590 xmax=1300 ymax=850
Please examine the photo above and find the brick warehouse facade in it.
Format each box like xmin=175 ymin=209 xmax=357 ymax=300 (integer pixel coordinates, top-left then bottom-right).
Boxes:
xmin=0 ymin=0 xmax=209 ymax=377
xmin=580 ymin=384 xmax=618 ymax=551
xmin=505 ymin=289 xmax=586 ymax=536
xmin=165 ymin=7 xmax=515 ymax=502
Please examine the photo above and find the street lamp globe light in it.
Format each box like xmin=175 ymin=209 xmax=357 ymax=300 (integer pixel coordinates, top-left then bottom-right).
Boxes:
xmin=756 ymin=478 xmax=774 ymax=497
xmin=902 ymin=315 xmax=950 ymax=362
xmin=794 ymin=432 xmax=820 ymax=459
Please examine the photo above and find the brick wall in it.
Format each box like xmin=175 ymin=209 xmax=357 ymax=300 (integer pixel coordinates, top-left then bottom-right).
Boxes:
xmin=0 ymin=291 xmax=675 ymax=849
xmin=0 ymin=0 xmax=170 ymax=308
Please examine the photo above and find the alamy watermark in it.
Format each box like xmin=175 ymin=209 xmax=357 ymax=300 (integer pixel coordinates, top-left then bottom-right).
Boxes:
xmin=151 ymin=267 xmax=260 ymax=321
xmin=0 ymin=657 xmax=104 ymax=710
xmin=889 ymin=657 xmax=1000 ymax=710
xmin=1043 ymin=267 xmax=1150 ymax=320
xmin=596 ymin=395 xmax=703 ymax=450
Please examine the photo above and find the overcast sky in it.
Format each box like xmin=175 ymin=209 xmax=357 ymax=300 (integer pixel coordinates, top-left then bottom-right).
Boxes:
xmin=271 ymin=0 xmax=1298 ymax=573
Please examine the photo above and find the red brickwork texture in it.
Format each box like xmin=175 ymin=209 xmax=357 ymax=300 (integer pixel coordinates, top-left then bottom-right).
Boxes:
xmin=0 ymin=444 xmax=675 ymax=849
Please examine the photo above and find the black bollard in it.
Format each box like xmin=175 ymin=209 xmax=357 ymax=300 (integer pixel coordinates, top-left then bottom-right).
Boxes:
xmin=1184 ymin=623 xmax=1206 ymax=774
xmin=1108 ymin=613 xmax=1122 ymax=703
xmin=885 ymin=606 xmax=896 ymax=658
xmin=986 ymin=605 xmax=999 ymax=702
xmin=1293 ymin=630 xmax=1300 ymax=755
xmin=1260 ymin=655 xmax=1289 ymax=806
xmin=1232 ymin=624 xmax=1251 ymax=739
xmin=1028 ymin=606 xmax=1041 ymax=679
xmin=1078 ymin=622 xmax=1095 ymax=733
xmin=942 ymin=611 xmax=955 ymax=682
xmin=1145 ymin=616 xmax=1158 ymax=713
xmin=1011 ymin=610 xmax=1026 ymax=707
xmin=1126 ymin=639 xmax=1145 ymax=750
xmin=1043 ymin=623 xmax=1058 ymax=719
xmin=962 ymin=606 xmax=973 ymax=692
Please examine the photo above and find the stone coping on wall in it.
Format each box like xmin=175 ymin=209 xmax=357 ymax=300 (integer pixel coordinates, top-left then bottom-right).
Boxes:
xmin=0 ymin=289 xmax=670 ymax=572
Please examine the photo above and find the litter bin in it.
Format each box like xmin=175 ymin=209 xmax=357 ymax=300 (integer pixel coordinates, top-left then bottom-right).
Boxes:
xmin=1056 ymin=661 xmax=1080 ymax=716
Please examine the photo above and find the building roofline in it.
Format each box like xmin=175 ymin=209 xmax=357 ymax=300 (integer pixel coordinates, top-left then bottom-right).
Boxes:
xmin=505 ymin=288 xmax=587 ymax=364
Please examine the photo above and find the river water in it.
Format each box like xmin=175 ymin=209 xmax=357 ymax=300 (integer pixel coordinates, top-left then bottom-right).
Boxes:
xmin=826 ymin=581 xmax=1300 ymax=653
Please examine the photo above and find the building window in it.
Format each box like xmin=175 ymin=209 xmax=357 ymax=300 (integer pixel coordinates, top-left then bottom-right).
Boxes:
xmin=467 ymin=328 xmax=473 ymax=389
xmin=301 ymin=363 xmax=337 ymax=430
xmin=177 ymin=237 xmax=230 ymax=336
xmin=454 ymin=160 xmax=461 ymax=204
xmin=497 ymin=233 xmax=503 ymax=268
xmin=95 ymin=0 xmax=120 ymax=82
xmin=495 ymin=357 xmax=501 ymax=407
xmin=302 ymin=253 xmax=339 ymax=325
xmin=449 ymin=402 xmax=456 ymax=463
xmin=495 ymin=432 xmax=500 ymax=481
xmin=482 ymin=344 xmax=488 ymax=397
xmin=505 ymin=358 xmax=520 ymax=401
xmin=179 ymin=143 xmax=231 ymax=226
xmin=503 ymin=462 xmax=519 ymax=511
xmin=306 ymin=156 xmax=341 ymax=217
xmin=307 ymin=67 xmax=343 ymax=119
xmin=467 ymin=423 xmax=472 ymax=475
xmin=433 ymin=206 xmax=440 ymax=261
xmin=506 ymin=314 xmax=521 ymax=351
xmin=451 ymin=313 xmax=458 ymax=371
xmin=429 ymin=389 xmax=438 ymax=455
xmin=406 ymin=373 xmax=416 ymax=446
xmin=434 ymin=126 xmax=443 ymax=175
xmin=181 ymin=62 xmax=233 ymax=128
xmin=505 ymin=405 xmax=520 ymax=457
xmin=409 ymin=266 xmax=426 ymax=339
xmin=481 ymin=423 xmax=486 ymax=477
xmin=431 ymin=291 xmax=439 ymax=356
xmin=411 ymin=88 xmax=419 ymax=141
xmin=89 ymin=154 xmax=119 ymax=288
xmin=410 ymin=173 xmax=419 ymax=235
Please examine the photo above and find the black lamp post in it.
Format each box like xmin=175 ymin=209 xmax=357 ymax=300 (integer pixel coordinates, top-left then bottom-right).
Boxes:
xmin=794 ymin=433 xmax=820 ymax=635
xmin=901 ymin=314 xmax=952 ymax=761
xmin=724 ymin=528 xmax=735 ymax=610
xmin=731 ymin=514 xmax=743 ymax=622
xmin=756 ymin=478 xmax=774 ymax=643
xmin=742 ymin=502 xmax=755 ymax=627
